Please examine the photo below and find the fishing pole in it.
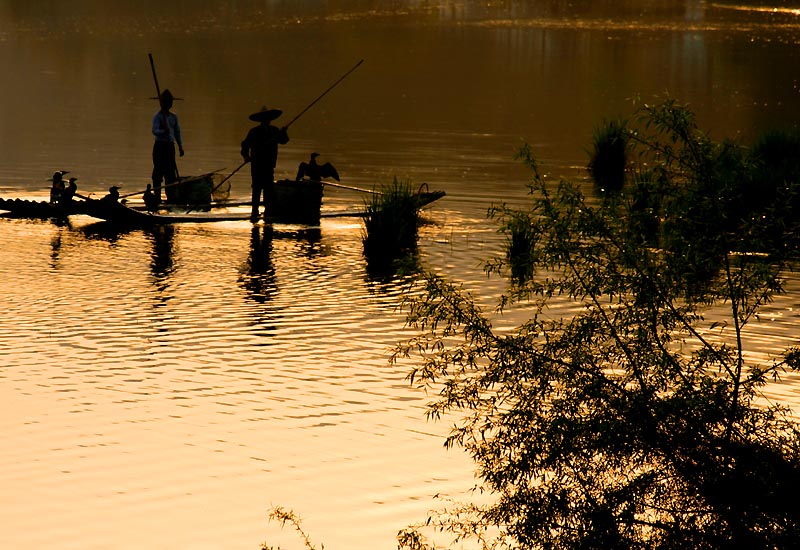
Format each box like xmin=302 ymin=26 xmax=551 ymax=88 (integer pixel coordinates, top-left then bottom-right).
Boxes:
xmin=321 ymin=180 xmax=380 ymax=194
xmin=283 ymin=59 xmax=364 ymax=129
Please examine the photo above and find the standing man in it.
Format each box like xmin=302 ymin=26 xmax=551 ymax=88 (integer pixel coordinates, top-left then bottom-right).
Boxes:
xmin=240 ymin=106 xmax=289 ymax=222
xmin=152 ymin=89 xmax=184 ymax=202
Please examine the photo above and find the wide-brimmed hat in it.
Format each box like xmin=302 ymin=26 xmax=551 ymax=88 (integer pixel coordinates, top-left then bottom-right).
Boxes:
xmin=150 ymin=89 xmax=183 ymax=101
xmin=249 ymin=106 xmax=282 ymax=122
xmin=47 ymin=170 xmax=68 ymax=182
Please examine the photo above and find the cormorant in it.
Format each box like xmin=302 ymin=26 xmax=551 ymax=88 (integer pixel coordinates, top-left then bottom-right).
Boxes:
xmin=49 ymin=170 xmax=68 ymax=203
xmin=143 ymin=183 xmax=160 ymax=212
xmin=60 ymin=177 xmax=78 ymax=204
xmin=296 ymin=152 xmax=340 ymax=182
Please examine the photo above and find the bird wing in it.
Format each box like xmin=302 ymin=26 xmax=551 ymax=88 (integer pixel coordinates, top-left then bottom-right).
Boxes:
xmin=296 ymin=161 xmax=310 ymax=181
xmin=320 ymin=163 xmax=340 ymax=181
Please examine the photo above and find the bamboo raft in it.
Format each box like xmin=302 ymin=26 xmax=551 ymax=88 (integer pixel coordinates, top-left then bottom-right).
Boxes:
xmin=0 ymin=179 xmax=445 ymax=227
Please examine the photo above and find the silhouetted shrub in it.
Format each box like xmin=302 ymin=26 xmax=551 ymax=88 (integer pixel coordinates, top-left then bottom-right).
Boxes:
xmin=587 ymin=118 xmax=629 ymax=192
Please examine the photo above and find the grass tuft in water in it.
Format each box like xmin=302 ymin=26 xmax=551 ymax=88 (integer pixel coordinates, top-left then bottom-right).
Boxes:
xmin=362 ymin=177 xmax=422 ymax=277
xmin=748 ymin=127 xmax=800 ymax=204
xmin=587 ymin=118 xmax=630 ymax=192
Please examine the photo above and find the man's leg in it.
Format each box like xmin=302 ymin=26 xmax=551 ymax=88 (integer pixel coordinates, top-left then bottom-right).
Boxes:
xmin=251 ymin=186 xmax=259 ymax=220
xmin=251 ymin=179 xmax=263 ymax=221
xmin=163 ymin=144 xmax=179 ymax=203
xmin=152 ymin=141 xmax=177 ymax=201
xmin=152 ymin=144 xmax=163 ymax=200
xmin=263 ymin=171 xmax=276 ymax=218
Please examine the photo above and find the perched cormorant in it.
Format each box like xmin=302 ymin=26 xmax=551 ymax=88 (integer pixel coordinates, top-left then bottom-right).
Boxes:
xmin=49 ymin=170 xmax=68 ymax=203
xmin=296 ymin=152 xmax=340 ymax=182
xmin=143 ymin=183 xmax=159 ymax=212
xmin=60 ymin=177 xmax=78 ymax=204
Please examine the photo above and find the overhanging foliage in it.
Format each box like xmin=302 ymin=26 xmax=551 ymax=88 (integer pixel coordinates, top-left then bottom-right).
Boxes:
xmin=396 ymin=98 xmax=800 ymax=550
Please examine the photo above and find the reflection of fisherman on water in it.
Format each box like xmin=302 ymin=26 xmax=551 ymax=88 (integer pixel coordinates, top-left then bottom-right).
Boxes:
xmin=240 ymin=106 xmax=289 ymax=222
xmin=295 ymin=152 xmax=340 ymax=182
xmin=241 ymin=224 xmax=277 ymax=305
xmin=146 ymin=224 xmax=176 ymax=284
xmin=152 ymin=88 xmax=184 ymax=203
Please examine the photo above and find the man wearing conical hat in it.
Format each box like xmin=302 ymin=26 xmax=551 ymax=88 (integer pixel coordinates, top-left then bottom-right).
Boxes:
xmin=152 ymin=89 xmax=184 ymax=202
xmin=240 ymin=106 xmax=289 ymax=222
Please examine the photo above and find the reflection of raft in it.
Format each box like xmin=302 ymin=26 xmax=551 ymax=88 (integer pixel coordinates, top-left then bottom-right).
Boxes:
xmin=80 ymin=197 xmax=250 ymax=225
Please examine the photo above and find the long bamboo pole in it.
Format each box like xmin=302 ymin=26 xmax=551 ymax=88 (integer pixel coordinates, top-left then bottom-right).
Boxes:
xmin=283 ymin=59 xmax=364 ymax=129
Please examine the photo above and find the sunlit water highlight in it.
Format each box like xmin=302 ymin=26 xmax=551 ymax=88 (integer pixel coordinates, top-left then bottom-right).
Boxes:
xmin=0 ymin=211 xmax=490 ymax=550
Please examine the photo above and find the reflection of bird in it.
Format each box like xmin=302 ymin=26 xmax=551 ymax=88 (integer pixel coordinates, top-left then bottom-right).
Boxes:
xmin=295 ymin=152 xmax=340 ymax=182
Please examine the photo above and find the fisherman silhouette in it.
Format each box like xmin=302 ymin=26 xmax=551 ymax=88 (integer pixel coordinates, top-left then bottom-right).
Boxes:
xmin=240 ymin=106 xmax=289 ymax=222
xmin=295 ymin=152 xmax=340 ymax=182
xmin=100 ymin=185 xmax=121 ymax=205
xmin=152 ymin=88 xmax=184 ymax=202
xmin=143 ymin=183 xmax=159 ymax=212
xmin=49 ymin=171 xmax=68 ymax=203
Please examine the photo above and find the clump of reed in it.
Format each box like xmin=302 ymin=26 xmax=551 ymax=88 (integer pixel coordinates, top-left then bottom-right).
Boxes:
xmin=362 ymin=177 xmax=421 ymax=276
xmin=505 ymin=211 xmax=537 ymax=285
xmin=738 ymin=127 xmax=800 ymax=242
xmin=587 ymin=118 xmax=630 ymax=192
xmin=749 ymin=127 xmax=800 ymax=201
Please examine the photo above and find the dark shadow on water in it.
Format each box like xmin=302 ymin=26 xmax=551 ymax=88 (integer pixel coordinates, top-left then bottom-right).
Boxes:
xmin=238 ymin=225 xmax=323 ymax=336
xmin=364 ymin=251 xmax=420 ymax=287
xmin=76 ymin=220 xmax=136 ymax=243
xmin=241 ymin=224 xmax=277 ymax=304
xmin=242 ymin=224 xmax=325 ymax=299
xmin=238 ymin=224 xmax=280 ymax=338
xmin=49 ymin=217 xmax=72 ymax=270
xmin=284 ymin=226 xmax=323 ymax=259
xmin=144 ymin=224 xmax=176 ymax=296
xmin=71 ymin=221 xmax=178 ymax=306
